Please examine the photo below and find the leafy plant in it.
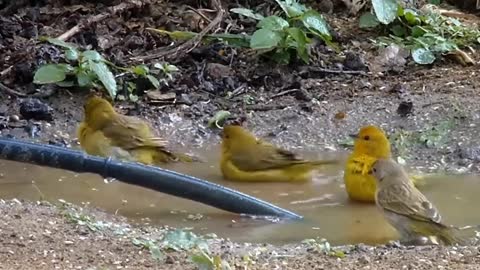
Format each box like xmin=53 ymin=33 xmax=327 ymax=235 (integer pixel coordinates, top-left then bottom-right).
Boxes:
xmin=153 ymin=0 xmax=332 ymax=64
xmin=160 ymin=229 xmax=210 ymax=252
xmin=34 ymin=37 xmax=117 ymax=98
xmin=132 ymin=238 xmax=165 ymax=261
xmin=302 ymin=238 xmax=345 ymax=258
xmin=33 ymin=38 xmax=180 ymax=100
xmin=360 ymin=5 xmax=480 ymax=64
xmin=191 ymin=249 xmax=232 ymax=270
xmin=231 ymin=0 xmax=332 ymax=63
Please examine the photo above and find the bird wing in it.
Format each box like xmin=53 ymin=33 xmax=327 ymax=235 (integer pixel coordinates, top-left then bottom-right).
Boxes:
xmin=231 ymin=140 xmax=306 ymax=171
xmin=102 ymin=114 xmax=167 ymax=150
xmin=377 ymin=182 xmax=442 ymax=224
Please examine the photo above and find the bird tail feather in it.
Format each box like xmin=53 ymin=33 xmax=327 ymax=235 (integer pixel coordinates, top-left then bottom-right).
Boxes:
xmin=437 ymin=224 xmax=480 ymax=245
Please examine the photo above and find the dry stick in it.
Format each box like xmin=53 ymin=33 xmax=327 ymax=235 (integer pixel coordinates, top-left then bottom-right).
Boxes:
xmin=56 ymin=0 xmax=146 ymax=41
xmin=303 ymin=66 xmax=368 ymax=76
xmin=131 ymin=0 xmax=225 ymax=62
xmin=271 ymin=89 xmax=300 ymax=99
xmin=0 ymin=82 xmax=27 ymax=97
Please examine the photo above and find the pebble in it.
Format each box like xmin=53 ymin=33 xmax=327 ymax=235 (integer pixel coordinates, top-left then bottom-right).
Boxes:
xmin=19 ymin=98 xmax=54 ymax=121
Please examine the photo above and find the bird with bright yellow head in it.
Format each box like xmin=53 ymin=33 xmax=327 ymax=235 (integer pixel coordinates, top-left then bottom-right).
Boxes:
xmin=77 ymin=95 xmax=196 ymax=165
xmin=220 ymin=124 xmax=339 ymax=182
xmin=344 ymin=125 xmax=420 ymax=203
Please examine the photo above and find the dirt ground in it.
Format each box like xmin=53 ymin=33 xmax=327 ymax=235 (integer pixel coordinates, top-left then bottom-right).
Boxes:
xmin=1 ymin=0 xmax=480 ymax=269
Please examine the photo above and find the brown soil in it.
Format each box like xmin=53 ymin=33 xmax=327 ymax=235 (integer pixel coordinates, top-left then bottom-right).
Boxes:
xmin=1 ymin=0 xmax=480 ymax=269
xmin=1 ymin=200 xmax=480 ymax=270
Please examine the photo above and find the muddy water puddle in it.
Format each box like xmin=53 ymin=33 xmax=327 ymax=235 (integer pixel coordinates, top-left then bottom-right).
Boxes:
xmin=0 ymin=147 xmax=479 ymax=245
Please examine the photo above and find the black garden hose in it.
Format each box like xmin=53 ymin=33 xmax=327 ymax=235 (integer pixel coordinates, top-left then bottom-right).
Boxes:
xmin=0 ymin=137 xmax=302 ymax=219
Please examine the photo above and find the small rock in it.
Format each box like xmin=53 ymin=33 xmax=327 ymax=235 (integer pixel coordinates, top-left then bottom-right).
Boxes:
xmin=397 ymin=101 xmax=413 ymax=117
xmin=205 ymin=63 xmax=232 ymax=80
xmin=14 ymin=62 xmax=35 ymax=83
xmin=178 ymin=94 xmax=193 ymax=106
xmin=457 ymin=146 xmax=480 ymax=161
xmin=295 ymin=89 xmax=312 ymax=101
xmin=358 ymin=255 xmax=370 ymax=264
xmin=299 ymin=102 xmax=314 ymax=112
xmin=165 ymin=255 xmax=177 ymax=264
xmin=203 ymin=81 xmax=215 ymax=93
xmin=318 ymin=0 xmax=334 ymax=13
xmin=9 ymin=115 xmax=20 ymax=122
xmin=223 ymin=76 xmax=236 ymax=90
xmin=343 ymin=52 xmax=368 ymax=71
xmin=19 ymin=98 xmax=54 ymax=121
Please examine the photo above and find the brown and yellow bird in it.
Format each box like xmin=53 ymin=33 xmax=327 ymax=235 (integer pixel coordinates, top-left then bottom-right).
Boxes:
xmin=344 ymin=125 xmax=423 ymax=203
xmin=372 ymin=158 xmax=474 ymax=245
xmin=220 ymin=124 xmax=339 ymax=182
xmin=77 ymin=96 xmax=195 ymax=165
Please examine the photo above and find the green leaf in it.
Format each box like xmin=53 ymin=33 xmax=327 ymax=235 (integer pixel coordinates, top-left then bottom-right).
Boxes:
xmin=209 ymin=33 xmax=251 ymax=47
xmin=132 ymin=65 xmax=149 ymax=76
xmin=301 ymin=10 xmax=330 ymax=39
xmin=147 ymin=28 xmax=198 ymax=40
xmin=411 ymin=26 xmax=427 ymax=37
xmin=391 ymin=25 xmax=407 ymax=37
xmin=397 ymin=5 xmax=405 ymax=16
xmin=230 ymin=8 xmax=264 ymax=20
xmin=55 ymin=81 xmax=75 ymax=87
xmin=146 ymin=75 xmax=160 ymax=89
xmin=432 ymin=40 xmax=457 ymax=53
xmin=77 ymin=71 xmax=92 ymax=87
xmin=161 ymin=229 xmax=209 ymax=252
xmin=191 ymin=250 xmax=215 ymax=270
xmin=404 ymin=9 xmax=420 ymax=25
xmin=286 ymin=27 xmax=309 ymax=63
xmin=411 ymin=48 xmax=435 ymax=64
xmin=250 ymin=28 xmax=283 ymax=49
xmin=82 ymin=50 xmax=103 ymax=61
xmin=372 ymin=0 xmax=398 ymax=24
xmin=65 ymin=49 xmax=79 ymax=61
xmin=271 ymin=49 xmax=291 ymax=64
xmin=275 ymin=0 xmax=307 ymax=17
xmin=88 ymin=60 xmax=117 ymax=98
xmin=257 ymin=16 xmax=289 ymax=31
xmin=149 ymin=246 xmax=164 ymax=261
xmin=359 ymin=12 xmax=380 ymax=28
xmin=33 ymin=64 xmax=68 ymax=84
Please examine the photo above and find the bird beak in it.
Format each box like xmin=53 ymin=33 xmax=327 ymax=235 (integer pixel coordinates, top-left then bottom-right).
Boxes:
xmin=349 ymin=134 xmax=358 ymax=139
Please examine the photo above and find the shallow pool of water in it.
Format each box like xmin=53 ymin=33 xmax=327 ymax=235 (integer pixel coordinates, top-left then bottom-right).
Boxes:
xmin=0 ymin=146 xmax=478 ymax=245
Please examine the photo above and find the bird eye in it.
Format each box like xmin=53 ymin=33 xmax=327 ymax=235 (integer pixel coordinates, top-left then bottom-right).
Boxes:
xmin=372 ymin=168 xmax=377 ymax=172
xmin=363 ymin=135 xmax=370 ymax=140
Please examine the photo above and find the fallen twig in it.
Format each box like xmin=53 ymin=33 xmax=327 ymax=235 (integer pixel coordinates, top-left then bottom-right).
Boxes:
xmin=0 ymin=82 xmax=27 ymax=97
xmin=302 ymin=66 xmax=368 ymax=76
xmin=245 ymin=104 xmax=289 ymax=111
xmin=131 ymin=0 xmax=225 ymax=62
xmin=271 ymin=89 xmax=300 ymax=99
xmin=56 ymin=0 xmax=146 ymax=41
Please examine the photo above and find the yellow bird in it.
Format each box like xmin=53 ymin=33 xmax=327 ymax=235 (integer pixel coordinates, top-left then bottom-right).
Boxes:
xmin=220 ymin=124 xmax=339 ymax=182
xmin=77 ymin=95 xmax=196 ymax=165
xmin=344 ymin=125 xmax=421 ymax=203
